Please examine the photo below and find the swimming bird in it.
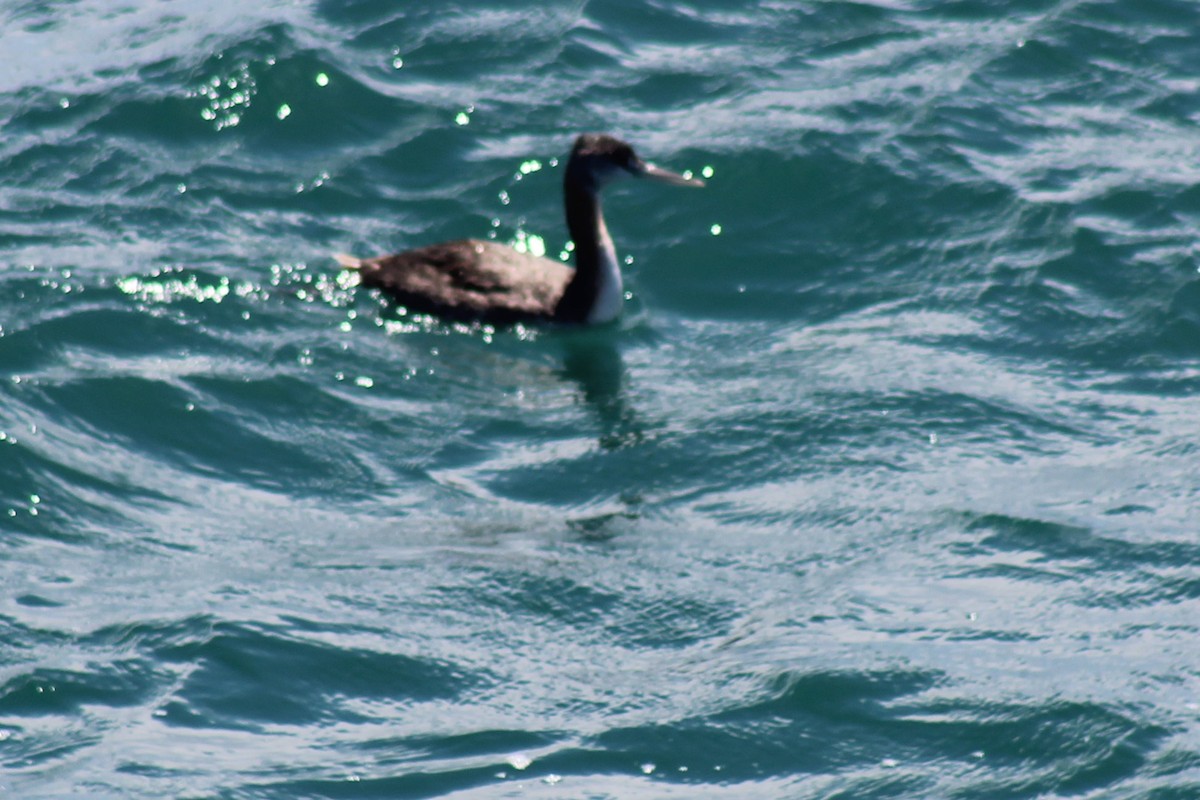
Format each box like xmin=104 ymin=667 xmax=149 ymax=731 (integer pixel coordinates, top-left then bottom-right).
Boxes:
xmin=335 ymin=134 xmax=704 ymax=325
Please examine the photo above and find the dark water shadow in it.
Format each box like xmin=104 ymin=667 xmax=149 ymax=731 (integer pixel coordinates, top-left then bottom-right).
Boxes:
xmin=556 ymin=332 xmax=646 ymax=452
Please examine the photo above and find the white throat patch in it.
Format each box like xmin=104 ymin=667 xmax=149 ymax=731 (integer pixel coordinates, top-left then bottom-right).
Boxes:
xmin=586 ymin=218 xmax=624 ymax=324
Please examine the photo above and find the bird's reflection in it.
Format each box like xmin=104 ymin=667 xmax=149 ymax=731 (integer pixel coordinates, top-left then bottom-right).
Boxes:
xmin=557 ymin=333 xmax=645 ymax=451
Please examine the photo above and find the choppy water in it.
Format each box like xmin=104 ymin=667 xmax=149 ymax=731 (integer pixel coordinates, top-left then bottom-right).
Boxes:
xmin=2 ymin=1 xmax=1199 ymax=797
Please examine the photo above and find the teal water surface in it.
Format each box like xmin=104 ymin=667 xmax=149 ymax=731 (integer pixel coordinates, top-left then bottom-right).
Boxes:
xmin=2 ymin=1 xmax=1199 ymax=797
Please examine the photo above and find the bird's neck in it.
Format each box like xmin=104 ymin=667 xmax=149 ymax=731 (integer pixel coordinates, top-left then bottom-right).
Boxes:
xmin=556 ymin=179 xmax=623 ymax=324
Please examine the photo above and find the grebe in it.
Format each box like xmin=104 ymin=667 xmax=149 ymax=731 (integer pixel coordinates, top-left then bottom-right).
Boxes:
xmin=335 ymin=133 xmax=704 ymax=325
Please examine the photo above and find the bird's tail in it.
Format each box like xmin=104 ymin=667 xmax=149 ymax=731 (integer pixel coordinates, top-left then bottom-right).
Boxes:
xmin=334 ymin=253 xmax=363 ymax=270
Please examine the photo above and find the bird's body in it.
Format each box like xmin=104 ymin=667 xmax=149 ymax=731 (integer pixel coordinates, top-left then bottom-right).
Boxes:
xmin=337 ymin=240 xmax=571 ymax=325
xmin=338 ymin=133 xmax=703 ymax=325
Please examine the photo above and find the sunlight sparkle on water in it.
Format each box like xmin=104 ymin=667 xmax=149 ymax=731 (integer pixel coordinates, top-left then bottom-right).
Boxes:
xmin=116 ymin=274 xmax=245 ymax=304
xmin=512 ymin=231 xmax=546 ymax=258
xmin=191 ymin=61 xmax=257 ymax=131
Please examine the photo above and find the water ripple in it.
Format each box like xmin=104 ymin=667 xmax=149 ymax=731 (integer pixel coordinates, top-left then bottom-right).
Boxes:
xmin=2 ymin=1 xmax=1199 ymax=797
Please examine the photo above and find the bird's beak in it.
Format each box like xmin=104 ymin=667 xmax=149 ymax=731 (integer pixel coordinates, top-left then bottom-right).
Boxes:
xmin=635 ymin=160 xmax=706 ymax=188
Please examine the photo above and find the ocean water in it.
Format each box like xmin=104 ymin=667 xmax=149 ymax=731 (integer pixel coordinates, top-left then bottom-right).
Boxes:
xmin=2 ymin=0 xmax=1199 ymax=797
